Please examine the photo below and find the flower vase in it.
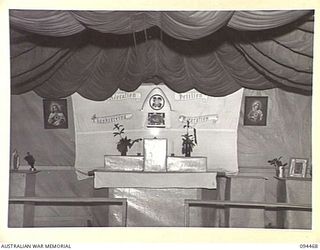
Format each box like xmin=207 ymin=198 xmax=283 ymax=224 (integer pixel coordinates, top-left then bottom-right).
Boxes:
xmin=279 ymin=166 xmax=285 ymax=178
xmin=277 ymin=166 xmax=285 ymax=178
xmin=184 ymin=144 xmax=191 ymax=157
xmin=117 ymin=142 xmax=128 ymax=156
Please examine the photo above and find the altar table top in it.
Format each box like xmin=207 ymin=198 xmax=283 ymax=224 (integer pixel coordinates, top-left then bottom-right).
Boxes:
xmin=94 ymin=171 xmax=217 ymax=189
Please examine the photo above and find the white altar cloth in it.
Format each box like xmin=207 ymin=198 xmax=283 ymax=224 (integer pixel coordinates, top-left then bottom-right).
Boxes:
xmin=94 ymin=172 xmax=217 ymax=189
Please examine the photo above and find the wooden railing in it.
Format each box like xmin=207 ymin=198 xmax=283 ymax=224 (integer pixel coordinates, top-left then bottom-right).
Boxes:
xmin=9 ymin=196 xmax=128 ymax=227
xmin=184 ymin=199 xmax=312 ymax=227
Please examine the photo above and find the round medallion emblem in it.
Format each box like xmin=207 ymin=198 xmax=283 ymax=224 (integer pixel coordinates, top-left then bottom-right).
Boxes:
xmin=149 ymin=94 xmax=165 ymax=110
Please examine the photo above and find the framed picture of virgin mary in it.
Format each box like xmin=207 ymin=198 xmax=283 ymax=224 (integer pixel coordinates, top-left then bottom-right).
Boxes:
xmin=244 ymin=96 xmax=268 ymax=126
xmin=43 ymin=99 xmax=68 ymax=129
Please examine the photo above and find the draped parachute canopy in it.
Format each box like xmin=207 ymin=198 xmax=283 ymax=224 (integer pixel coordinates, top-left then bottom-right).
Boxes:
xmin=10 ymin=10 xmax=314 ymax=100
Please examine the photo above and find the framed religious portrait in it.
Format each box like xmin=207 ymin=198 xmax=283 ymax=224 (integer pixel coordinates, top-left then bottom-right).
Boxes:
xmin=289 ymin=158 xmax=308 ymax=178
xmin=244 ymin=96 xmax=268 ymax=126
xmin=43 ymin=99 xmax=68 ymax=129
xmin=147 ymin=112 xmax=165 ymax=128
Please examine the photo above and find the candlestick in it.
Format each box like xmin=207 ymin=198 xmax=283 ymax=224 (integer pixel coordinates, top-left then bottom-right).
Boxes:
xmin=137 ymin=140 xmax=142 ymax=155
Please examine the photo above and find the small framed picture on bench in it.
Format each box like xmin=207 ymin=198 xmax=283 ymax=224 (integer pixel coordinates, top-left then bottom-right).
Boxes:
xmin=289 ymin=158 xmax=308 ymax=178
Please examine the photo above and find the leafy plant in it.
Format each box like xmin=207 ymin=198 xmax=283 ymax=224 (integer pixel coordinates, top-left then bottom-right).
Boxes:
xmin=181 ymin=120 xmax=197 ymax=157
xmin=268 ymin=156 xmax=288 ymax=170
xmin=182 ymin=134 xmax=196 ymax=154
xmin=113 ymin=123 xmax=142 ymax=156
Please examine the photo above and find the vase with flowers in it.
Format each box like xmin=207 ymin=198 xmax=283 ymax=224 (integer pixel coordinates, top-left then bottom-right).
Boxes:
xmin=268 ymin=156 xmax=288 ymax=178
xmin=181 ymin=120 xmax=197 ymax=157
xmin=113 ymin=123 xmax=142 ymax=156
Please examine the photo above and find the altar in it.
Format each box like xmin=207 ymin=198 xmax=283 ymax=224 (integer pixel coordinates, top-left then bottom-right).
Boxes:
xmin=101 ymin=186 xmax=212 ymax=227
xmin=92 ymin=173 xmax=217 ymax=226
xmin=90 ymin=137 xmax=217 ymax=226
xmin=70 ymin=84 xmax=243 ymax=226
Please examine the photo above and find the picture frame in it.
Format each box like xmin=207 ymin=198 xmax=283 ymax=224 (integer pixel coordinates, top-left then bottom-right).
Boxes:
xmin=147 ymin=112 xmax=165 ymax=128
xmin=43 ymin=99 xmax=68 ymax=129
xmin=289 ymin=158 xmax=308 ymax=178
xmin=244 ymin=96 xmax=268 ymax=126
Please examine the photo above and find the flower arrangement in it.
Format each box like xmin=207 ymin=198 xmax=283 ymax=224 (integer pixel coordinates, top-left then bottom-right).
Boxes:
xmin=113 ymin=123 xmax=142 ymax=156
xmin=181 ymin=120 xmax=197 ymax=157
xmin=268 ymin=156 xmax=288 ymax=177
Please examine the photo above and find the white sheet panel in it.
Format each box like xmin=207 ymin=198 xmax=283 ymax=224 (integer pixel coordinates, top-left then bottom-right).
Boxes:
xmin=72 ymin=85 xmax=243 ymax=179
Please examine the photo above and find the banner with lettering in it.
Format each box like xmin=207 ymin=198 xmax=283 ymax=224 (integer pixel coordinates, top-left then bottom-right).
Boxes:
xmin=72 ymin=85 xmax=243 ymax=179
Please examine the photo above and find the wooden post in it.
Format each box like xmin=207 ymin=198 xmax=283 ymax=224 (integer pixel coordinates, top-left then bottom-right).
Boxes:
xmin=122 ymin=200 xmax=127 ymax=227
xmin=23 ymin=172 xmax=37 ymax=227
xmin=184 ymin=202 xmax=190 ymax=227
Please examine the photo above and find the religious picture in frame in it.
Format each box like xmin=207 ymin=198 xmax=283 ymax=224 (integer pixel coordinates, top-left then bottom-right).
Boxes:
xmin=289 ymin=158 xmax=308 ymax=178
xmin=244 ymin=96 xmax=268 ymax=126
xmin=43 ymin=99 xmax=68 ymax=129
xmin=147 ymin=112 xmax=165 ymax=128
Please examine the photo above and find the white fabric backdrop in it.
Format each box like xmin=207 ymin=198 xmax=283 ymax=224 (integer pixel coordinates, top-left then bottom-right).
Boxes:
xmin=72 ymin=84 xmax=243 ymax=179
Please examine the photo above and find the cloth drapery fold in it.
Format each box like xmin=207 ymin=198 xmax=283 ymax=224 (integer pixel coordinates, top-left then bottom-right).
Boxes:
xmin=10 ymin=10 xmax=311 ymax=39
xmin=227 ymin=10 xmax=311 ymax=30
xmin=10 ymin=10 xmax=313 ymax=99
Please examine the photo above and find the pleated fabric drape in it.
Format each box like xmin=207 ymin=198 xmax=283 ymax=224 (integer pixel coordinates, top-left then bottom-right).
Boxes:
xmin=10 ymin=10 xmax=314 ymax=99
xmin=10 ymin=10 xmax=311 ymax=38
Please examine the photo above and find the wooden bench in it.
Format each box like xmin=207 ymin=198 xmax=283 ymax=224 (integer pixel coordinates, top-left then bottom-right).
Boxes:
xmin=184 ymin=199 xmax=312 ymax=227
xmin=9 ymin=196 xmax=128 ymax=227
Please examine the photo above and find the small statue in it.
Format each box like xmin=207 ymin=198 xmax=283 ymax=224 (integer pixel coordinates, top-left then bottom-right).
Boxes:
xmin=11 ymin=149 xmax=20 ymax=170
xmin=24 ymin=152 xmax=36 ymax=171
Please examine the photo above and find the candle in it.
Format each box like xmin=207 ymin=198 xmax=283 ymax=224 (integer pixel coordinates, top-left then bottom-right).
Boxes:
xmin=137 ymin=140 xmax=142 ymax=155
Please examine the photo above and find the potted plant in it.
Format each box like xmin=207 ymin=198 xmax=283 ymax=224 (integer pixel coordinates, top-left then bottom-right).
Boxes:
xmin=181 ymin=120 xmax=197 ymax=157
xmin=268 ymin=156 xmax=288 ymax=177
xmin=113 ymin=123 xmax=142 ymax=156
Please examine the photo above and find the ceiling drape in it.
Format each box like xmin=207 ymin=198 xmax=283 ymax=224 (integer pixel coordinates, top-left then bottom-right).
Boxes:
xmin=10 ymin=10 xmax=311 ymax=38
xmin=10 ymin=10 xmax=314 ymax=100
